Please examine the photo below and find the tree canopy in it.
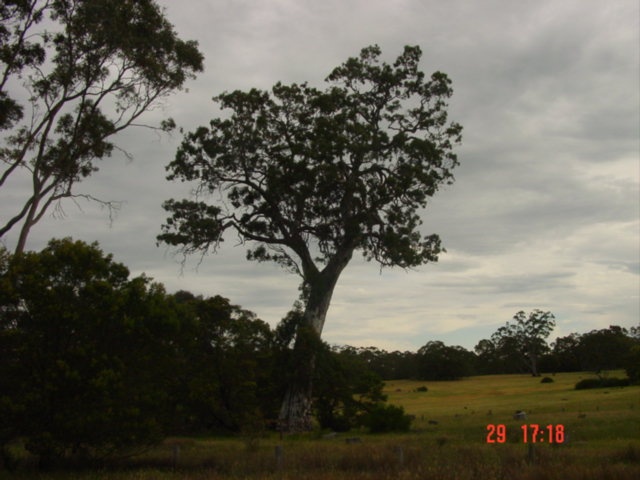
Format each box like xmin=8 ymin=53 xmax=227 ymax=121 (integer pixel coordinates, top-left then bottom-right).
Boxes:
xmin=160 ymin=44 xmax=461 ymax=284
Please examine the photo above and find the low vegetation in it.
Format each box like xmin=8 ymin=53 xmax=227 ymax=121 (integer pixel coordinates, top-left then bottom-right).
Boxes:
xmin=1 ymin=373 xmax=638 ymax=479
xmin=575 ymin=377 xmax=631 ymax=390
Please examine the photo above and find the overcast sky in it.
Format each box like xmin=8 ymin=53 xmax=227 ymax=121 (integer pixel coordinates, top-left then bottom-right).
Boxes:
xmin=1 ymin=0 xmax=638 ymax=352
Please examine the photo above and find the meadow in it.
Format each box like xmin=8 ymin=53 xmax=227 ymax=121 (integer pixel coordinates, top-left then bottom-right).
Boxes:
xmin=3 ymin=371 xmax=639 ymax=479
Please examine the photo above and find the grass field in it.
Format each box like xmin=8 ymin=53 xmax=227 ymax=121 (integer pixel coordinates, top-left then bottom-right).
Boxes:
xmin=3 ymin=371 xmax=639 ymax=479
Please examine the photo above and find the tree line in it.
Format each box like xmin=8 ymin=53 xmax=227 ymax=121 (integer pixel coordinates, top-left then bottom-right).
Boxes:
xmin=1 ymin=238 xmax=638 ymax=467
xmin=337 ymin=325 xmax=639 ymax=381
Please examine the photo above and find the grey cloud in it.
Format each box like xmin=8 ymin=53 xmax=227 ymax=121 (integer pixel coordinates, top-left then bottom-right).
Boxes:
xmin=1 ymin=0 xmax=637 ymax=351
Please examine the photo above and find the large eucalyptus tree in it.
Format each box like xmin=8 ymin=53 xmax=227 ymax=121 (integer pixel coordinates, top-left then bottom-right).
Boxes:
xmin=159 ymin=45 xmax=462 ymax=431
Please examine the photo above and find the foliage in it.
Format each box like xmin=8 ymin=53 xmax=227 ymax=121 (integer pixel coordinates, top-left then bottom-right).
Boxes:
xmin=544 ymin=333 xmax=582 ymax=373
xmin=576 ymin=326 xmax=636 ymax=373
xmin=488 ymin=310 xmax=555 ymax=376
xmin=340 ymin=346 xmax=419 ymax=380
xmin=0 ymin=238 xmax=182 ymax=466
xmin=313 ymin=345 xmax=387 ymax=431
xmin=169 ymin=291 xmax=277 ymax=434
xmin=4 ymin=373 xmax=639 ymax=477
xmin=417 ymin=340 xmax=475 ymax=380
xmin=0 ymin=0 xmax=203 ymax=253
xmin=624 ymin=345 xmax=640 ymax=384
xmin=574 ymin=377 xmax=631 ymax=390
xmin=361 ymin=404 xmax=412 ymax=433
xmin=540 ymin=376 xmax=554 ymax=383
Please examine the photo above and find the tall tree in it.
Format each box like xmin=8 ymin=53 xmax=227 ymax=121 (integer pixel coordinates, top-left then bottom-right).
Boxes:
xmin=0 ymin=0 xmax=203 ymax=254
xmin=490 ymin=310 xmax=556 ymax=376
xmin=158 ymin=45 xmax=462 ymax=431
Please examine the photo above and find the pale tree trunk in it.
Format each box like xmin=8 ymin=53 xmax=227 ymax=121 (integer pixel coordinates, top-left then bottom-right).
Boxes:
xmin=277 ymin=247 xmax=353 ymax=433
xmin=14 ymin=195 xmax=40 ymax=256
xmin=529 ymin=352 xmax=539 ymax=377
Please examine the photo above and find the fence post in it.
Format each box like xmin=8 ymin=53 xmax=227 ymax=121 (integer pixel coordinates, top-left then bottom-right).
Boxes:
xmin=172 ymin=444 xmax=180 ymax=469
xmin=275 ymin=445 xmax=283 ymax=470
xmin=527 ymin=443 xmax=535 ymax=463
xmin=395 ymin=446 xmax=404 ymax=468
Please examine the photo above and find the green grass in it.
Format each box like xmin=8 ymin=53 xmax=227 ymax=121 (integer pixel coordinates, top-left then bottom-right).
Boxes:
xmin=385 ymin=371 xmax=640 ymax=444
xmin=2 ymin=371 xmax=639 ymax=479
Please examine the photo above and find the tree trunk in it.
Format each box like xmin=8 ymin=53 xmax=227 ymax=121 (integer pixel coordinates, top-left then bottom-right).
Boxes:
xmin=278 ymin=369 xmax=315 ymax=432
xmin=14 ymin=215 xmax=34 ymax=256
xmin=14 ymin=187 xmax=42 ymax=256
xmin=277 ymin=248 xmax=352 ymax=432
xmin=530 ymin=353 xmax=539 ymax=376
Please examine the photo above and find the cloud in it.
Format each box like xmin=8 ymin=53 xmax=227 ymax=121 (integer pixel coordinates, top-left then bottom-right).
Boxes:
xmin=1 ymin=0 xmax=637 ymax=352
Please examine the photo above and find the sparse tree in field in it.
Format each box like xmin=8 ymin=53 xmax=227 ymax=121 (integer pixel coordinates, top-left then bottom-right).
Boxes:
xmin=490 ymin=310 xmax=556 ymax=377
xmin=0 ymin=0 xmax=203 ymax=254
xmin=158 ymin=45 xmax=462 ymax=431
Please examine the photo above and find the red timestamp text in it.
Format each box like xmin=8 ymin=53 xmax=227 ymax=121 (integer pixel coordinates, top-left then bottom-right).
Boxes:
xmin=486 ymin=424 xmax=565 ymax=444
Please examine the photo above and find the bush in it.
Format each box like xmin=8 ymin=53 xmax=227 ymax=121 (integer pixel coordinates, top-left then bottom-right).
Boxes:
xmin=361 ymin=404 xmax=412 ymax=433
xmin=0 ymin=239 xmax=180 ymax=466
xmin=416 ymin=386 xmax=429 ymax=392
xmin=540 ymin=377 xmax=554 ymax=383
xmin=624 ymin=345 xmax=640 ymax=384
xmin=575 ymin=377 xmax=630 ymax=390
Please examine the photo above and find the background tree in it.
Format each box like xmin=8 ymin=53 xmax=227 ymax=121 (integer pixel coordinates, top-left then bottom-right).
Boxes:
xmin=158 ymin=44 xmax=462 ymax=431
xmin=416 ymin=340 xmax=475 ymax=380
xmin=0 ymin=0 xmax=203 ymax=254
xmin=624 ymin=345 xmax=640 ymax=384
xmin=474 ymin=338 xmax=502 ymax=375
xmin=169 ymin=292 xmax=276 ymax=434
xmin=576 ymin=326 xmax=635 ymax=374
xmin=313 ymin=345 xmax=387 ymax=432
xmin=543 ymin=333 xmax=582 ymax=373
xmin=490 ymin=310 xmax=555 ymax=376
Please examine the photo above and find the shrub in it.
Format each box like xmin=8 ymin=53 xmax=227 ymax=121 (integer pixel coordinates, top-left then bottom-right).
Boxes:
xmin=416 ymin=386 xmax=429 ymax=392
xmin=540 ymin=377 xmax=554 ymax=383
xmin=575 ymin=377 xmax=630 ymax=390
xmin=361 ymin=404 xmax=412 ymax=433
xmin=624 ymin=345 xmax=640 ymax=384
